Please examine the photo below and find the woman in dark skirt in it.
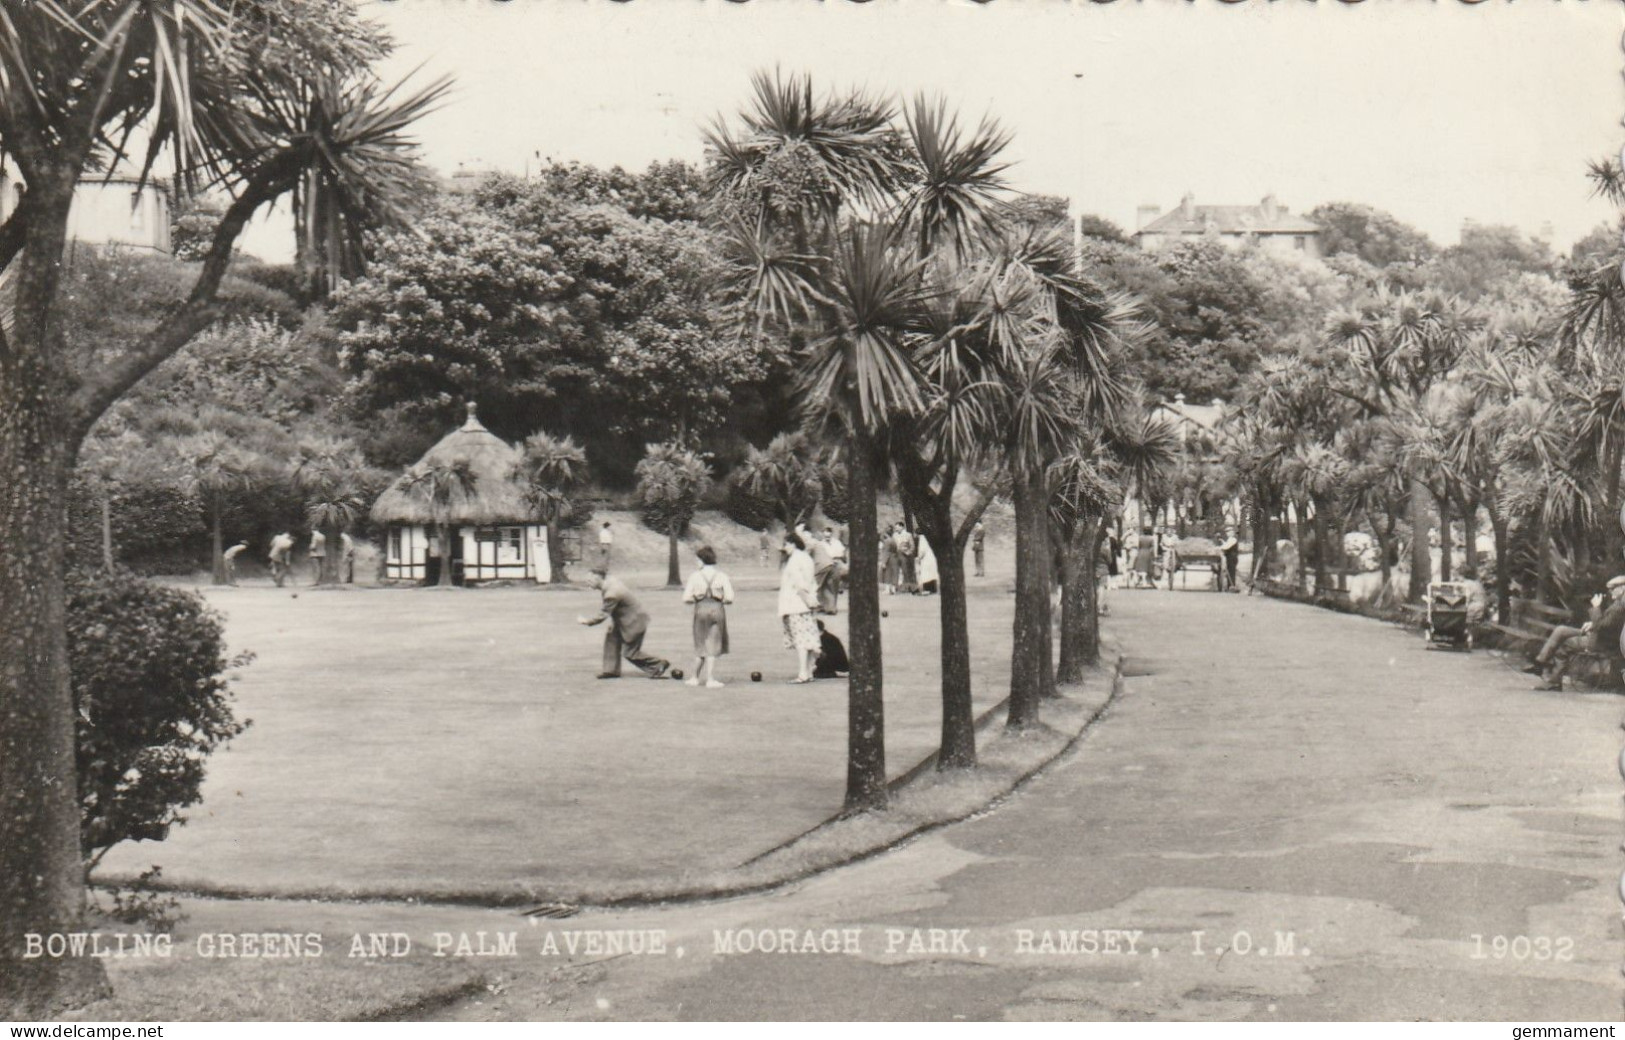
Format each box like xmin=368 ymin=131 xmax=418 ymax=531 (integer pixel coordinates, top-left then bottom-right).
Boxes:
xmin=682 ymin=545 xmax=734 ymax=687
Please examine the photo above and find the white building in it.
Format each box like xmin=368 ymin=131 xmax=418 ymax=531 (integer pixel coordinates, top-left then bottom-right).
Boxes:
xmin=371 ymin=405 xmax=551 ymax=585
xmin=0 ymin=166 xmax=173 ymax=254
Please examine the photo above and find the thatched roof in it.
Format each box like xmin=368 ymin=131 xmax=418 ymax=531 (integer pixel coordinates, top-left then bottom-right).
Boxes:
xmin=370 ymin=405 xmax=537 ymax=525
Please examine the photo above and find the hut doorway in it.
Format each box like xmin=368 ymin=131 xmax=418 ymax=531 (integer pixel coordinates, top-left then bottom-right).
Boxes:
xmin=424 ymin=526 xmax=467 ymax=587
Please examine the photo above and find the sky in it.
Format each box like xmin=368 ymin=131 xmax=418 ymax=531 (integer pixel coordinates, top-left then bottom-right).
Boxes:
xmin=242 ymin=0 xmax=1625 ymax=260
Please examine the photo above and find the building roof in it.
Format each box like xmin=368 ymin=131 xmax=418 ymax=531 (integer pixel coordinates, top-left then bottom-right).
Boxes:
xmin=1139 ymin=199 xmax=1319 ymax=237
xmin=1155 ymin=395 xmax=1225 ymax=432
xmin=370 ymin=405 xmax=537 ymax=525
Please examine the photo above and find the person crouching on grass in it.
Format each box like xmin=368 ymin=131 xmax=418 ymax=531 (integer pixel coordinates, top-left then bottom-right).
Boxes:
xmin=682 ymin=545 xmax=734 ymax=688
xmin=779 ymin=530 xmax=820 ymax=683
xmin=580 ymin=568 xmax=669 ymax=680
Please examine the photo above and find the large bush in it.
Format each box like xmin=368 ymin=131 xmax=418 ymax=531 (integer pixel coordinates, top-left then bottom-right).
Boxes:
xmin=66 ymin=477 xmax=206 ymax=576
xmin=67 ymin=569 xmax=252 ymax=871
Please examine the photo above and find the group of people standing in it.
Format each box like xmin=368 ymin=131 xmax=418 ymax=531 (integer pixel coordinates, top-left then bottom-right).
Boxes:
xmin=221 ymin=530 xmax=355 ymax=587
xmin=881 ymin=522 xmax=939 ymax=595
xmin=580 ymin=527 xmax=851 ymax=687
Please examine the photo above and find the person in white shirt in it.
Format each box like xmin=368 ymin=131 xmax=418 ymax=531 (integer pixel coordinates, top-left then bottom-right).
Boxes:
xmin=597 ymin=522 xmax=614 ymax=569
xmin=222 ymin=541 xmax=248 ymax=586
xmin=778 ymin=531 xmax=820 ymax=683
xmin=681 ymin=546 xmax=735 ymax=688
xmin=307 ymin=529 xmax=327 ymax=586
xmin=824 ymin=529 xmax=847 ymax=602
xmin=267 ymin=532 xmax=294 ymax=588
xmin=915 ymin=532 xmax=939 ymax=595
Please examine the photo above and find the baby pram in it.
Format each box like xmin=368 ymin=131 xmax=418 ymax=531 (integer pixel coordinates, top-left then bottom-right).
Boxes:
xmin=1426 ymin=581 xmax=1473 ymax=651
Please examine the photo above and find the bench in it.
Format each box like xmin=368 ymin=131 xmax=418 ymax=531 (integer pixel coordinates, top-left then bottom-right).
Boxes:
xmin=1170 ymin=550 xmax=1224 ymax=590
xmin=1480 ymin=598 xmax=1621 ymax=690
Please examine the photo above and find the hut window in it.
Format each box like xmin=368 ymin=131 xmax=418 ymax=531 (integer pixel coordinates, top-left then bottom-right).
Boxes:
xmin=389 ymin=527 xmax=402 ymax=561
xmin=498 ymin=526 xmax=523 ymax=561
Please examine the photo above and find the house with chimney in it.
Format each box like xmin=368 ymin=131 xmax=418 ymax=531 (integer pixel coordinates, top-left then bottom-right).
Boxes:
xmin=1135 ymin=193 xmax=1321 ymax=260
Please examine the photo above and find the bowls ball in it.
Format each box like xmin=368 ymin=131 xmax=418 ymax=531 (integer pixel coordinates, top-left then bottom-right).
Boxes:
xmin=671 ymin=669 xmax=684 ymax=680
xmin=750 ymin=671 xmax=763 ymax=682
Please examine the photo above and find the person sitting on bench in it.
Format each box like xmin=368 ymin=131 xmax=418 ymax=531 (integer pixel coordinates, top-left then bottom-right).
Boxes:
xmin=1525 ymin=575 xmax=1625 ymax=690
xmin=812 ymin=620 xmax=850 ymax=679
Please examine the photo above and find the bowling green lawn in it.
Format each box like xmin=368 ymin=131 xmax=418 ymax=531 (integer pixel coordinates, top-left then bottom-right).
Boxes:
xmin=95 ymin=562 xmax=1022 ymax=904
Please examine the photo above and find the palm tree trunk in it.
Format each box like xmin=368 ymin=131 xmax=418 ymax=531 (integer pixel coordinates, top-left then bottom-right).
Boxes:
xmin=843 ymin=426 xmax=887 ymax=811
xmin=1289 ymin=502 xmax=1306 ymax=593
xmin=1435 ymin=491 xmax=1452 ymax=583
xmin=211 ymin=509 xmax=226 ymax=585
xmin=1008 ymin=468 xmax=1048 ymax=729
xmin=1310 ymin=503 xmax=1331 ymax=593
xmin=1535 ymin=510 xmax=1553 ymax=604
xmin=1056 ymin=523 xmax=1083 ymax=685
xmin=1461 ymin=494 xmax=1480 ymax=576
xmin=319 ymin=522 xmax=341 ymax=585
xmin=545 ymin=516 xmax=566 ymax=583
xmin=1489 ymin=508 xmax=1511 ymax=624
xmin=1604 ymin=439 xmax=1623 ymax=567
xmin=1408 ymin=478 xmax=1432 ymax=601
xmin=1365 ymin=508 xmax=1393 ymax=593
xmin=666 ymin=524 xmax=681 ymax=588
xmin=914 ymin=491 xmax=975 ymax=771
xmin=1039 ymin=515 xmax=1058 ymax=698
xmin=437 ymin=523 xmax=454 ymax=587
xmin=99 ymin=494 xmax=114 ymax=572
xmin=1252 ymin=492 xmax=1274 ymax=584
xmin=1332 ymin=510 xmax=1347 ymax=592
xmin=1058 ymin=516 xmax=1104 ymax=683
xmin=0 ymin=202 xmax=113 ymax=1013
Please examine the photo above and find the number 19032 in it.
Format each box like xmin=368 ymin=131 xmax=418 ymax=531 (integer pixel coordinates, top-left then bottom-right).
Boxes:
xmin=1468 ymin=935 xmax=1573 ymax=961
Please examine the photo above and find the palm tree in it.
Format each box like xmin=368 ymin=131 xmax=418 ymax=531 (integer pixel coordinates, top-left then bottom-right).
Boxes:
xmin=736 ymin=432 xmax=825 ymax=529
xmin=174 ymin=432 xmax=261 ymax=585
xmin=1051 ymin=407 xmax=1179 ymax=680
xmin=0 ymin=3 xmax=446 ymax=1011
xmin=290 ymin=438 xmax=373 ymax=585
xmin=399 ymin=460 xmax=478 ymax=588
xmin=980 ymin=228 xmax=1132 ymax=728
xmin=514 ymin=433 xmax=590 ymax=583
xmin=1324 ymin=290 xmax=1481 ymax=600
xmin=708 ymin=72 xmax=920 ymax=811
xmin=635 ymin=443 xmax=713 ymax=588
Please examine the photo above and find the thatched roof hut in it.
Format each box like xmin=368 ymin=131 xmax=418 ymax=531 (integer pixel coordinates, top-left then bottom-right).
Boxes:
xmin=370 ymin=404 xmax=536 ymax=525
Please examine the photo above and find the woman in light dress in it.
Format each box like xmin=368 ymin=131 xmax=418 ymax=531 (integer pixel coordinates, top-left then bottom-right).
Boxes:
xmin=778 ymin=530 xmax=821 ymax=683
xmin=915 ymin=532 xmax=939 ymax=595
xmin=682 ymin=545 xmax=734 ymax=688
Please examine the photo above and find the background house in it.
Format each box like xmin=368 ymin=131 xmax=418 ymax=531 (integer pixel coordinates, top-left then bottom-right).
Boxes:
xmin=1135 ymin=193 xmax=1321 ymax=259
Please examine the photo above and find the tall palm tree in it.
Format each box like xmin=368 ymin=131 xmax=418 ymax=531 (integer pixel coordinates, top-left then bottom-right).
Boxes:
xmin=708 ymin=72 xmax=921 ymax=811
xmin=1051 ymin=406 xmax=1178 ymax=678
xmin=174 ymin=431 xmax=261 ymax=585
xmin=514 ymin=432 xmax=590 ymax=583
xmin=399 ymin=460 xmax=478 ymax=588
xmin=635 ymin=443 xmax=713 ymax=588
xmin=0 ymin=3 xmax=446 ymax=1012
xmin=737 ymin=432 xmax=825 ymax=530
xmin=1324 ymin=290 xmax=1481 ymax=600
xmin=290 ymin=437 xmax=373 ymax=585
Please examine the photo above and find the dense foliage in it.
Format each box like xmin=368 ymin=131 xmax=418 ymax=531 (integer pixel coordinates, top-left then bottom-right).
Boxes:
xmin=332 ymin=167 xmax=791 ymax=482
xmin=67 ymin=570 xmax=251 ymax=870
